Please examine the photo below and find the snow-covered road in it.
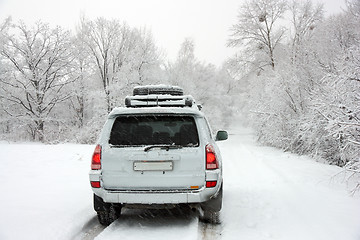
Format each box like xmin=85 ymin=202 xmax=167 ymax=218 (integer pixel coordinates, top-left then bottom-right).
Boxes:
xmin=220 ymin=128 xmax=360 ymax=240
xmin=1 ymin=127 xmax=360 ymax=240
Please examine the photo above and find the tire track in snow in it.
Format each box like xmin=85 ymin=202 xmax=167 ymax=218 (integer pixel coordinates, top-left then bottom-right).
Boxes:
xmin=72 ymin=216 xmax=106 ymax=240
xmin=89 ymin=208 xmax=201 ymax=239
xmin=75 ymin=209 xmax=225 ymax=240
xmin=198 ymin=221 xmax=223 ymax=240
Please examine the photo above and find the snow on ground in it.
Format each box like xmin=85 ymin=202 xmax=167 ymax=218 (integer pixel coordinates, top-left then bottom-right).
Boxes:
xmin=0 ymin=127 xmax=359 ymax=240
xmin=0 ymin=144 xmax=95 ymax=240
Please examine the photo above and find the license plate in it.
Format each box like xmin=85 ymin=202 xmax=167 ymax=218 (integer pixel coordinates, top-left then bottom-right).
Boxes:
xmin=133 ymin=161 xmax=173 ymax=171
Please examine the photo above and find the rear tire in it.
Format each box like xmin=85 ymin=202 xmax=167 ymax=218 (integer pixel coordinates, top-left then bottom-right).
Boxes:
xmin=94 ymin=194 xmax=121 ymax=226
xmin=97 ymin=205 xmax=121 ymax=226
xmin=97 ymin=211 xmax=110 ymax=226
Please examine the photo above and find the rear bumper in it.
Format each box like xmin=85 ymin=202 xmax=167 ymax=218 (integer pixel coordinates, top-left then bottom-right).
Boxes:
xmin=92 ymin=188 xmax=219 ymax=204
xmin=89 ymin=170 xmax=221 ymax=205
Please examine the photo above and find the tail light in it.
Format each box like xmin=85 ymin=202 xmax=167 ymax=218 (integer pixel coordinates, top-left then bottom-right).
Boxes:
xmin=206 ymin=144 xmax=218 ymax=170
xmin=91 ymin=144 xmax=102 ymax=170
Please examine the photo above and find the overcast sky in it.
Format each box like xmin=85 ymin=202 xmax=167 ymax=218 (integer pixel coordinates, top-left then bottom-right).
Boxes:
xmin=0 ymin=0 xmax=346 ymax=66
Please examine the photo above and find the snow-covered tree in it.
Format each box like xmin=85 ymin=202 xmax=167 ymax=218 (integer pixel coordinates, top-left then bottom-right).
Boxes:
xmin=0 ymin=18 xmax=12 ymax=137
xmin=289 ymin=0 xmax=324 ymax=64
xmin=77 ymin=18 xmax=163 ymax=112
xmin=305 ymin=1 xmax=360 ymax=166
xmin=227 ymin=0 xmax=359 ymax=170
xmin=167 ymin=38 xmax=197 ymax=90
xmin=130 ymin=28 xmax=163 ymax=84
xmin=0 ymin=21 xmax=74 ymax=141
xmin=77 ymin=17 xmax=128 ymax=112
xmin=167 ymin=38 xmax=235 ymax=129
xmin=228 ymin=0 xmax=287 ymax=69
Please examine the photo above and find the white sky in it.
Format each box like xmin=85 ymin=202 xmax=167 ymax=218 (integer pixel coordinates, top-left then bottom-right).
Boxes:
xmin=0 ymin=0 xmax=346 ymax=66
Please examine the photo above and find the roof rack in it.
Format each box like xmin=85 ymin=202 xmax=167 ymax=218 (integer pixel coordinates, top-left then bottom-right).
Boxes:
xmin=125 ymin=95 xmax=195 ymax=108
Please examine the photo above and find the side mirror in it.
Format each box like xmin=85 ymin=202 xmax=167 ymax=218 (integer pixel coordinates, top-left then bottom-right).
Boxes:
xmin=215 ymin=130 xmax=228 ymax=141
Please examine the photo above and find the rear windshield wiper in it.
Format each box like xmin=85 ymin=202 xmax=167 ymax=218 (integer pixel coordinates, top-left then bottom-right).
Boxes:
xmin=144 ymin=145 xmax=183 ymax=152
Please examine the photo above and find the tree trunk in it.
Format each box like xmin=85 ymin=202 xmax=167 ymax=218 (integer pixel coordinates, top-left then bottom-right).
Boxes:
xmin=35 ymin=120 xmax=44 ymax=142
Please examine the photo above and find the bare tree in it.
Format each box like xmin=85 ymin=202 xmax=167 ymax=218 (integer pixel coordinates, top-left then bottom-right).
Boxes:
xmin=0 ymin=21 xmax=74 ymax=141
xmin=228 ymin=0 xmax=287 ymax=69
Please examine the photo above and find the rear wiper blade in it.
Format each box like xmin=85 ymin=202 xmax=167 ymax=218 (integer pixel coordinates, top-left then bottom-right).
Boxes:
xmin=144 ymin=145 xmax=183 ymax=152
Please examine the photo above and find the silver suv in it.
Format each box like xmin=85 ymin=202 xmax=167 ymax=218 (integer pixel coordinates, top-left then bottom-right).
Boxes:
xmin=89 ymin=85 xmax=228 ymax=225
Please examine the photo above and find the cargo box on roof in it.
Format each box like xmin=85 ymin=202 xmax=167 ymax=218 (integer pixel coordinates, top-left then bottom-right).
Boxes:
xmin=133 ymin=85 xmax=184 ymax=96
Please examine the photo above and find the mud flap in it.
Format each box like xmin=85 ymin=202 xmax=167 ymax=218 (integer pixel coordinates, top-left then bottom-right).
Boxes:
xmin=201 ymin=183 xmax=223 ymax=212
xmin=93 ymin=194 xmax=110 ymax=212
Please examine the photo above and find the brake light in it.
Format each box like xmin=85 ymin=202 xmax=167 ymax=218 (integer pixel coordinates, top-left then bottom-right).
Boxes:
xmin=206 ymin=144 xmax=218 ymax=170
xmin=91 ymin=144 xmax=102 ymax=170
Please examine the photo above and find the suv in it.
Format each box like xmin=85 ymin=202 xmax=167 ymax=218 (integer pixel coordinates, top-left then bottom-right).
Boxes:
xmin=89 ymin=85 xmax=228 ymax=225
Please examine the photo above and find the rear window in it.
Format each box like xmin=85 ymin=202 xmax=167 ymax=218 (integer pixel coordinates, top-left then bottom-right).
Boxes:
xmin=109 ymin=115 xmax=199 ymax=147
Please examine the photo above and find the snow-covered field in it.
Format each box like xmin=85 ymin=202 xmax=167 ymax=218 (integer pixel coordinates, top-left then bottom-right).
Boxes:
xmin=1 ymin=127 xmax=359 ymax=240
